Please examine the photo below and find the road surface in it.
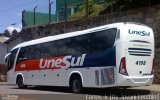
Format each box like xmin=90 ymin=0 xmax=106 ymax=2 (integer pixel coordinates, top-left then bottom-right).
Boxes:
xmin=0 ymin=83 xmax=160 ymax=100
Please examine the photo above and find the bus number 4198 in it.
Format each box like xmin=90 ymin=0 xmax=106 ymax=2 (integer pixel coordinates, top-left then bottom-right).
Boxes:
xmin=135 ymin=61 xmax=146 ymax=65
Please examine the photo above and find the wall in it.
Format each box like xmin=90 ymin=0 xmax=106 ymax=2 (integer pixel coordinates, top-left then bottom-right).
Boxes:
xmin=22 ymin=11 xmax=57 ymax=28
xmin=56 ymin=0 xmax=84 ymax=21
xmin=21 ymin=5 xmax=160 ymax=42
xmin=0 ymin=43 xmax=7 ymax=64
xmin=7 ymin=36 xmax=22 ymax=52
xmin=0 ymin=64 xmax=7 ymax=82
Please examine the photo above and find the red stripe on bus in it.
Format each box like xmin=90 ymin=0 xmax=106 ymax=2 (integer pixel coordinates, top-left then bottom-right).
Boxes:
xmin=15 ymin=56 xmax=65 ymax=71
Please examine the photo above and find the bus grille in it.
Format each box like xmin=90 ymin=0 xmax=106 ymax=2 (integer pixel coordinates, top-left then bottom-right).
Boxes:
xmin=95 ymin=70 xmax=100 ymax=85
xmin=128 ymin=48 xmax=151 ymax=56
xmin=132 ymin=78 xmax=149 ymax=83
xmin=95 ymin=68 xmax=115 ymax=86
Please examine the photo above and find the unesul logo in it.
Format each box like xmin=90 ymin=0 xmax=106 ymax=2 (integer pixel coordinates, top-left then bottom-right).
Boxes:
xmin=39 ymin=54 xmax=86 ymax=69
xmin=128 ymin=29 xmax=150 ymax=36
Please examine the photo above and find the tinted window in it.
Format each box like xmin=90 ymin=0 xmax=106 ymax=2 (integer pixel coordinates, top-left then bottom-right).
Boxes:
xmin=17 ymin=47 xmax=28 ymax=60
xmin=14 ymin=28 xmax=117 ymax=60
xmin=72 ymin=34 xmax=91 ymax=55
xmin=91 ymin=28 xmax=117 ymax=52
xmin=28 ymin=44 xmax=41 ymax=59
xmin=54 ymin=38 xmax=72 ymax=56
xmin=41 ymin=42 xmax=54 ymax=58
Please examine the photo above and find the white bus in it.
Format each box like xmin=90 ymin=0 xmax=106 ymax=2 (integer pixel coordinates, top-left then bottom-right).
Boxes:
xmin=5 ymin=22 xmax=154 ymax=93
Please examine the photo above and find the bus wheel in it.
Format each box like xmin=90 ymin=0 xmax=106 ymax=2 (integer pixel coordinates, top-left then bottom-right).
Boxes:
xmin=70 ymin=76 xmax=83 ymax=93
xmin=17 ymin=76 xmax=27 ymax=89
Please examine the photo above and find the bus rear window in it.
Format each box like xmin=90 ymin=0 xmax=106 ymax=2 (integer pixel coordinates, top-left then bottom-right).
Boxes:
xmin=91 ymin=28 xmax=117 ymax=52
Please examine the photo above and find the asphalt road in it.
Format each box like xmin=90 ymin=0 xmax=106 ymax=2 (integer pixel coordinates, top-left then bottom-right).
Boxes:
xmin=0 ymin=84 xmax=160 ymax=100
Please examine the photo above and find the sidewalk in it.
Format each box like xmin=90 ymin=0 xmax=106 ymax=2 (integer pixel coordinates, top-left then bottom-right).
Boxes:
xmin=0 ymin=82 xmax=16 ymax=85
xmin=131 ymin=84 xmax=160 ymax=92
xmin=0 ymin=82 xmax=160 ymax=92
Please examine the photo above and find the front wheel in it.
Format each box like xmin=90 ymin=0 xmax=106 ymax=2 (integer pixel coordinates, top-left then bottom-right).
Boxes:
xmin=17 ymin=76 xmax=27 ymax=89
xmin=70 ymin=77 xmax=83 ymax=93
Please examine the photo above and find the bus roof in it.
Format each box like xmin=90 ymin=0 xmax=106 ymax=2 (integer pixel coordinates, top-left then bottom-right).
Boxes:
xmin=11 ymin=22 xmax=151 ymax=51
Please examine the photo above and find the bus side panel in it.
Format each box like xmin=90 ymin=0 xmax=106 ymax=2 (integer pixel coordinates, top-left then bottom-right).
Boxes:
xmin=85 ymin=67 xmax=116 ymax=88
xmin=24 ymin=69 xmax=87 ymax=87
xmin=116 ymin=42 xmax=126 ymax=86
xmin=24 ymin=70 xmax=68 ymax=86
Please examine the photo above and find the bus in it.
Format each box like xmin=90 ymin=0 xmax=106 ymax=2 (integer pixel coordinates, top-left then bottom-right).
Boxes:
xmin=5 ymin=22 xmax=154 ymax=93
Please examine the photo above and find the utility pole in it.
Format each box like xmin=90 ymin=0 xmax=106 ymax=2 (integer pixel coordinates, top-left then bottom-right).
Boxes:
xmin=34 ymin=6 xmax=38 ymax=26
xmin=22 ymin=10 xmax=26 ymax=28
xmin=116 ymin=0 xmax=118 ymax=12
xmin=86 ymin=0 xmax=89 ymax=17
xmin=64 ymin=0 xmax=67 ymax=21
xmin=49 ymin=0 xmax=54 ymax=23
xmin=111 ymin=0 xmax=113 ymax=13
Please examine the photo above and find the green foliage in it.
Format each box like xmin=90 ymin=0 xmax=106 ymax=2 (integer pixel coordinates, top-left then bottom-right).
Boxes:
xmin=69 ymin=0 xmax=159 ymax=20
xmin=104 ymin=0 xmax=113 ymax=3
xmin=12 ymin=29 xmax=18 ymax=35
xmin=3 ymin=30 xmax=11 ymax=37
xmin=79 ymin=2 xmax=85 ymax=12
xmin=69 ymin=1 xmax=109 ymax=20
xmin=88 ymin=0 xmax=94 ymax=14
xmin=80 ymin=0 xmax=94 ymax=14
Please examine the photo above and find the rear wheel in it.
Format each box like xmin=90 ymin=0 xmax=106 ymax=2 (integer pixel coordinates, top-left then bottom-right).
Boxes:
xmin=17 ymin=76 xmax=27 ymax=89
xmin=70 ymin=76 xmax=83 ymax=93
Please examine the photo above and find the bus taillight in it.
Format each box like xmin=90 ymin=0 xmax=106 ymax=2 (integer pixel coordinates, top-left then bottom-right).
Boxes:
xmin=119 ymin=57 xmax=128 ymax=76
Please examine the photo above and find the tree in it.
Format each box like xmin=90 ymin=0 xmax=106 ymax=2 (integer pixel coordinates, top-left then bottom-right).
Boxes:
xmin=88 ymin=0 xmax=94 ymax=14
xmin=3 ymin=30 xmax=11 ymax=37
xmin=104 ymin=0 xmax=113 ymax=3
xmin=12 ymin=29 xmax=18 ymax=35
xmin=80 ymin=0 xmax=94 ymax=16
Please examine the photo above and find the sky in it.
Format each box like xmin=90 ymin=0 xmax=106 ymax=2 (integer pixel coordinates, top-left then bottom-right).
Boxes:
xmin=0 ymin=0 xmax=56 ymax=34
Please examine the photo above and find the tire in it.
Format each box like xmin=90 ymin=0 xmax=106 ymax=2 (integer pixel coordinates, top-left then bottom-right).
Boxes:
xmin=70 ymin=77 xmax=83 ymax=93
xmin=17 ymin=76 xmax=27 ymax=89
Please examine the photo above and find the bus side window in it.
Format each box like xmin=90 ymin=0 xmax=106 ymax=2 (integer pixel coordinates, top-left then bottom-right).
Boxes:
xmin=41 ymin=42 xmax=54 ymax=58
xmin=28 ymin=45 xmax=41 ymax=59
xmin=72 ymin=34 xmax=91 ymax=55
xmin=17 ymin=47 xmax=28 ymax=62
xmin=91 ymin=28 xmax=117 ymax=52
xmin=8 ymin=49 xmax=18 ymax=71
xmin=54 ymin=38 xmax=72 ymax=57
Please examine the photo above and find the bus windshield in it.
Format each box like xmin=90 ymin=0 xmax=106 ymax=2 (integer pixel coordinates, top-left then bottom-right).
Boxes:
xmin=7 ymin=49 xmax=18 ymax=71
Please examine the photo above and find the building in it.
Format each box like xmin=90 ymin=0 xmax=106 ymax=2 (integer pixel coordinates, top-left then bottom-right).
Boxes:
xmin=56 ymin=0 xmax=104 ymax=21
xmin=22 ymin=11 xmax=57 ymax=28
xmin=4 ymin=33 xmax=22 ymax=52
xmin=22 ymin=0 xmax=104 ymax=28
xmin=56 ymin=0 xmax=84 ymax=21
xmin=0 ymin=33 xmax=21 ymax=82
xmin=0 ymin=33 xmax=22 ymax=64
xmin=0 ymin=35 xmax=9 ymax=82
xmin=0 ymin=36 xmax=9 ymax=64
